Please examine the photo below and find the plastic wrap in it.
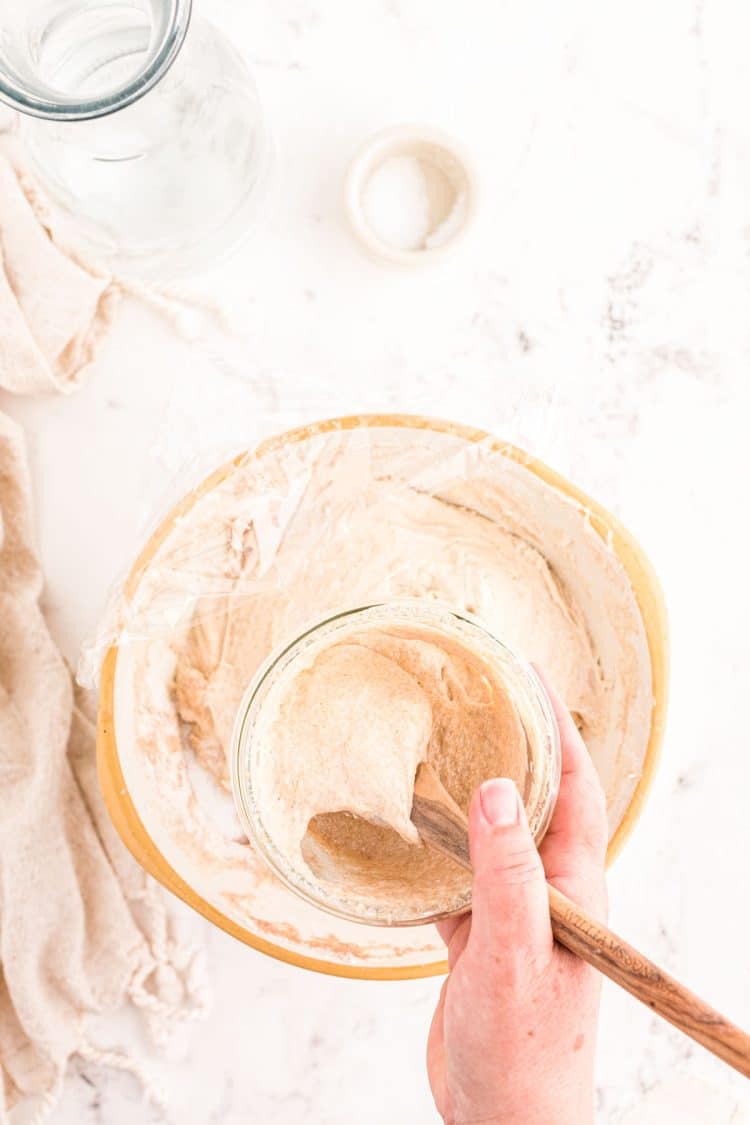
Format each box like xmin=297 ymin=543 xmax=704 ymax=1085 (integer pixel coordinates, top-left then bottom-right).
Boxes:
xmin=84 ymin=413 xmax=660 ymax=976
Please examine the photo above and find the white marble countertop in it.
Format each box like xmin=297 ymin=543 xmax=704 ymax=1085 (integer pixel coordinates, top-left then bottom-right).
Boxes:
xmin=4 ymin=0 xmax=750 ymax=1120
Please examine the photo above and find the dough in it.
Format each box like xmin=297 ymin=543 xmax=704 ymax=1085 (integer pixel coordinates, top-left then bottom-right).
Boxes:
xmin=116 ymin=424 xmax=653 ymax=961
xmin=252 ymin=622 xmax=534 ymax=920
xmin=172 ymin=482 xmax=603 ymax=794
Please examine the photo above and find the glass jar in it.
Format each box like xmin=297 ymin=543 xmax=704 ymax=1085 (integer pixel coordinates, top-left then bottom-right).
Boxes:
xmin=231 ymin=600 xmax=561 ymax=927
xmin=0 ymin=1 xmax=272 ymax=277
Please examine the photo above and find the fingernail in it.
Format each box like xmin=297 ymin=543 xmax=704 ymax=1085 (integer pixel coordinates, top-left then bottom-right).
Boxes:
xmin=479 ymin=778 xmax=519 ymax=826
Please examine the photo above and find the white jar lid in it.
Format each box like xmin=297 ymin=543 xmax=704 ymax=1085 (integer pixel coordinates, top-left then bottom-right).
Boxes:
xmin=344 ymin=124 xmax=478 ymax=264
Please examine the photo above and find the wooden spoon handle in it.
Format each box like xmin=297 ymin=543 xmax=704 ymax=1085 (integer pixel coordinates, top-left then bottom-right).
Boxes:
xmin=547 ymin=885 xmax=750 ymax=1079
xmin=410 ymin=766 xmax=750 ymax=1079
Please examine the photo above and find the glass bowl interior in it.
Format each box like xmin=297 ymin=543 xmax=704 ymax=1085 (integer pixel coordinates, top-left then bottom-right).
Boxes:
xmin=231 ymin=600 xmax=561 ymax=927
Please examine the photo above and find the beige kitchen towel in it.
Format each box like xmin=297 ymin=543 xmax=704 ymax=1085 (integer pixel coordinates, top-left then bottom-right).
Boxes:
xmin=0 ymin=153 xmax=212 ymax=1122
xmin=0 ymin=154 xmax=119 ymax=395
xmin=0 ymin=147 xmax=227 ymax=397
xmin=0 ymin=411 xmax=209 ymax=1123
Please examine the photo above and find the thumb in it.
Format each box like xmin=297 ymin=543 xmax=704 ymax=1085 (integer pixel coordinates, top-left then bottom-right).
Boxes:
xmin=467 ymin=778 xmax=553 ymax=970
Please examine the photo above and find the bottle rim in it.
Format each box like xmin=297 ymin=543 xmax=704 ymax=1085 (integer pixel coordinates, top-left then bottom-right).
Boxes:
xmin=0 ymin=0 xmax=193 ymax=122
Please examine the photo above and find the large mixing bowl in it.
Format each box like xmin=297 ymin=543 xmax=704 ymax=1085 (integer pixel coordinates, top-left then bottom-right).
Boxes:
xmin=96 ymin=414 xmax=669 ymax=979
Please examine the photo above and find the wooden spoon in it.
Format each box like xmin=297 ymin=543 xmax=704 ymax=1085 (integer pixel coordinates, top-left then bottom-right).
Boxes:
xmin=411 ymin=762 xmax=750 ymax=1080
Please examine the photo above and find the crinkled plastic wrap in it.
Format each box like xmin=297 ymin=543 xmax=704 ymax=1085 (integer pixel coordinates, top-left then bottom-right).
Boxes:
xmin=84 ymin=415 xmax=657 ymax=975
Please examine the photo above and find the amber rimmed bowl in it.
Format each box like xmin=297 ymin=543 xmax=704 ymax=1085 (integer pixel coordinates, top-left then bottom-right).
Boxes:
xmin=96 ymin=413 xmax=669 ymax=980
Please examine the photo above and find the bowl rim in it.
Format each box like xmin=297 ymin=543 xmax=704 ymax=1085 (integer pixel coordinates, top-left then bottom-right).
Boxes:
xmin=96 ymin=412 xmax=670 ymax=980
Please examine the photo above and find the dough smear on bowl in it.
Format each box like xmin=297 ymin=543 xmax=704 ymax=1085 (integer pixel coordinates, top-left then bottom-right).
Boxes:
xmin=116 ymin=423 xmax=653 ymax=969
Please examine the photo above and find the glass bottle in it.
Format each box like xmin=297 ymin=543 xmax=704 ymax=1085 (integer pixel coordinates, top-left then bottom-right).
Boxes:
xmin=0 ymin=1 xmax=271 ymax=277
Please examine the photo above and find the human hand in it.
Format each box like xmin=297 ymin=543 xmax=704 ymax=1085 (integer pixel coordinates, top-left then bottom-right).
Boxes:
xmin=426 ymin=670 xmax=609 ymax=1125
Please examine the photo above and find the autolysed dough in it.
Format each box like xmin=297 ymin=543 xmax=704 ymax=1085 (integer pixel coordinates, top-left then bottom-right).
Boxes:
xmin=113 ymin=425 xmax=652 ymax=965
xmin=253 ymin=623 xmax=533 ymax=920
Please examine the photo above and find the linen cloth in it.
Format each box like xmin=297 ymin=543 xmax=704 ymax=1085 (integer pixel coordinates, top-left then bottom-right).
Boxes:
xmin=0 ymin=156 xmax=118 ymax=395
xmin=0 ymin=152 xmax=208 ymax=1123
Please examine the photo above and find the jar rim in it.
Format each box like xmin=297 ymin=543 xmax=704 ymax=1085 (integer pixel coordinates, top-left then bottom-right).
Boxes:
xmin=0 ymin=0 xmax=193 ymax=121
xmin=231 ymin=600 xmax=562 ymax=928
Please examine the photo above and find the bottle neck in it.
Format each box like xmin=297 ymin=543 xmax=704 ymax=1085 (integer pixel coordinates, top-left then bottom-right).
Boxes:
xmin=0 ymin=0 xmax=191 ymax=122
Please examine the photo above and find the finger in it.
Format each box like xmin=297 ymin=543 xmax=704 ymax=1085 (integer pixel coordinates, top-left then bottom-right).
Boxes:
xmin=436 ymin=913 xmax=471 ymax=969
xmin=435 ymin=917 xmax=460 ymax=946
xmin=533 ymin=666 xmax=608 ymax=916
xmin=426 ymin=978 xmax=449 ymax=1116
xmin=465 ymin=778 xmax=553 ymax=979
